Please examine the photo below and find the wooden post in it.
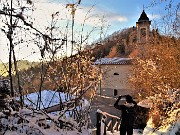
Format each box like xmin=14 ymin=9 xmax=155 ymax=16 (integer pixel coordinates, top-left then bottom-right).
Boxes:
xmin=110 ymin=118 xmax=113 ymax=133
xmin=104 ymin=123 xmax=106 ymax=135
xmin=102 ymin=115 xmax=106 ymax=135
xmin=96 ymin=112 xmax=101 ymax=135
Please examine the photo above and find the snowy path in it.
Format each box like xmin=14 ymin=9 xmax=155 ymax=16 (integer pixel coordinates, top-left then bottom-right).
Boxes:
xmin=106 ymin=129 xmax=143 ymax=135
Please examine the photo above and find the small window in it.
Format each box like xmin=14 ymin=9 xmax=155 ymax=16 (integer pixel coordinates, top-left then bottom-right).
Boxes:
xmin=114 ymin=89 xmax=118 ymax=96
xmin=141 ymin=28 xmax=146 ymax=37
xmin=114 ymin=72 xmax=119 ymax=75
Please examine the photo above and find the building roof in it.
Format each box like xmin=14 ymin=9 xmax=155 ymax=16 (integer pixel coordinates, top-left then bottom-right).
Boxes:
xmin=138 ymin=10 xmax=149 ymax=22
xmin=94 ymin=57 xmax=133 ymax=65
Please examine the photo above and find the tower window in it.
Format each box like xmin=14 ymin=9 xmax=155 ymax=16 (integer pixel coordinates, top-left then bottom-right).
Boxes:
xmin=141 ymin=28 xmax=146 ymax=37
xmin=114 ymin=89 xmax=118 ymax=96
xmin=114 ymin=72 xmax=119 ymax=75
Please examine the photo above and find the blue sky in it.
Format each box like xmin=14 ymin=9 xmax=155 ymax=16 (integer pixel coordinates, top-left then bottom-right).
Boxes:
xmin=0 ymin=0 xmax=178 ymax=62
xmin=58 ymin=0 xmax=171 ymax=34
xmin=58 ymin=0 xmax=179 ymax=36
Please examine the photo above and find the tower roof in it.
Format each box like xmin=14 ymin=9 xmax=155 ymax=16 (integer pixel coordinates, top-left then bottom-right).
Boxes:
xmin=138 ymin=10 xmax=149 ymax=22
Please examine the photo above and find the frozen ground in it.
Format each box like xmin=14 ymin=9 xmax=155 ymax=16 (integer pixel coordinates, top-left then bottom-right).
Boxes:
xmin=9 ymin=91 xmax=179 ymax=135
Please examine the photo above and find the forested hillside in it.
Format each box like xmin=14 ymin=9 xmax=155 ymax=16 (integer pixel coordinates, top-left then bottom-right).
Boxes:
xmin=90 ymin=27 xmax=137 ymax=60
xmin=90 ymin=27 xmax=180 ymax=62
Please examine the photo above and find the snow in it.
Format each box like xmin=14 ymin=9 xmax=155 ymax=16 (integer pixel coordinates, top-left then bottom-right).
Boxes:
xmin=2 ymin=90 xmax=179 ymax=135
xmin=1 ymin=90 xmax=91 ymax=135
xmin=0 ymin=105 xmax=91 ymax=135
xmin=105 ymin=115 xmax=180 ymax=135
xmin=143 ymin=117 xmax=180 ymax=135
xmin=106 ymin=129 xmax=143 ymax=135
xmin=94 ymin=57 xmax=133 ymax=65
xmin=21 ymin=90 xmax=75 ymax=109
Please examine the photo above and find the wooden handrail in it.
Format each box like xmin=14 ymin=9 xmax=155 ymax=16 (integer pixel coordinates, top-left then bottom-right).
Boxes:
xmin=97 ymin=109 xmax=120 ymax=119
xmin=96 ymin=109 xmax=121 ymax=134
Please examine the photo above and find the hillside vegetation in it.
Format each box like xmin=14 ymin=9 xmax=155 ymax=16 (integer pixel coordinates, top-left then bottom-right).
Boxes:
xmin=0 ymin=60 xmax=39 ymax=77
xmin=90 ymin=27 xmax=137 ymax=60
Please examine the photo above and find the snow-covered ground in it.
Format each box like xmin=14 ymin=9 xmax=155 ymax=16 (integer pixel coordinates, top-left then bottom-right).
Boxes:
xmin=105 ymin=119 xmax=180 ymax=135
xmin=1 ymin=90 xmax=179 ymax=135
xmin=106 ymin=129 xmax=143 ymax=135
xmin=0 ymin=108 xmax=92 ymax=135
xmin=0 ymin=90 xmax=92 ymax=135
xmin=22 ymin=90 xmax=75 ymax=109
xmin=143 ymin=110 xmax=180 ymax=135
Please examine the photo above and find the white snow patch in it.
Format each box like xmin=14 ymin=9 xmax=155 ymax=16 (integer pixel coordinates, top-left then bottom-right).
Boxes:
xmin=21 ymin=90 xmax=74 ymax=109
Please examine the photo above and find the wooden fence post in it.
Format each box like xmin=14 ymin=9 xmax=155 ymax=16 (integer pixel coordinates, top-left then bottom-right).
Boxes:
xmin=110 ymin=118 xmax=113 ymax=133
xmin=96 ymin=112 xmax=101 ymax=135
xmin=102 ymin=115 xmax=106 ymax=135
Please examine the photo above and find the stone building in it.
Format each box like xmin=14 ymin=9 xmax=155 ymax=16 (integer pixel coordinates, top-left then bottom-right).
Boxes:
xmin=94 ymin=57 xmax=134 ymax=97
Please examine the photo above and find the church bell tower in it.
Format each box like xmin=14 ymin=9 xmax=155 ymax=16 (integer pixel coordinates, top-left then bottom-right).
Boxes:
xmin=136 ymin=10 xmax=151 ymax=43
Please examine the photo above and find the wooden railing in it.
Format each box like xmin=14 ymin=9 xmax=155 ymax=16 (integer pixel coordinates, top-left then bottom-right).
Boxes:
xmin=96 ymin=109 xmax=121 ymax=135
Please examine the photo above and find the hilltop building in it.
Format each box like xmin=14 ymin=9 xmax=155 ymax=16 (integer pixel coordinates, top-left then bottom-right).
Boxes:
xmin=95 ymin=10 xmax=151 ymax=97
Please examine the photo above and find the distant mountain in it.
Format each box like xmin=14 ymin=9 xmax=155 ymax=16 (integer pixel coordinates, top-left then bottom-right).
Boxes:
xmin=0 ymin=60 xmax=39 ymax=77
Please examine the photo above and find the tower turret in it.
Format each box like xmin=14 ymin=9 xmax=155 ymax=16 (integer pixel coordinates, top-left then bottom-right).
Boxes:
xmin=136 ymin=10 xmax=151 ymax=43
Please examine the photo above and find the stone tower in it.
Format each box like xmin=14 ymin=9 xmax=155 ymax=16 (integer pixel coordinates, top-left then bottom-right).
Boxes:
xmin=136 ymin=10 xmax=151 ymax=43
